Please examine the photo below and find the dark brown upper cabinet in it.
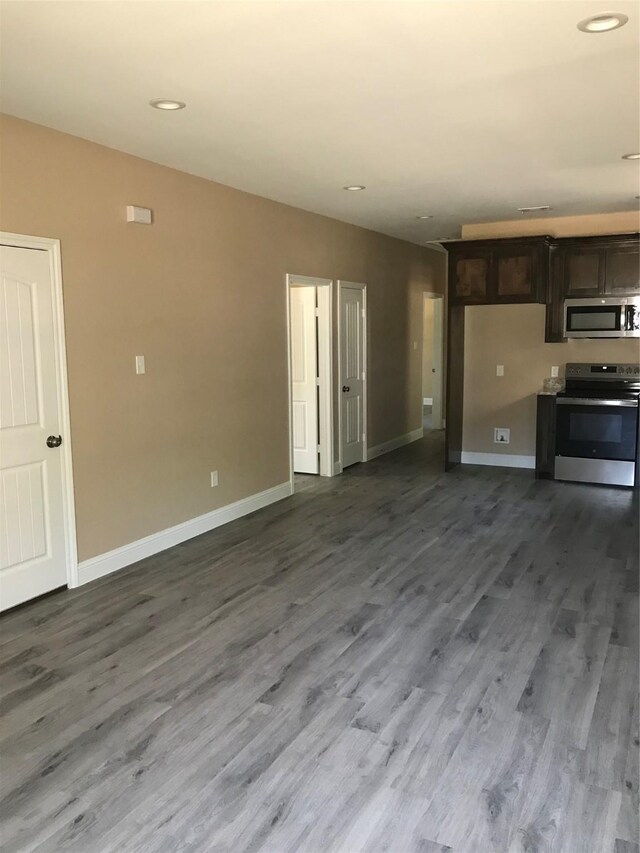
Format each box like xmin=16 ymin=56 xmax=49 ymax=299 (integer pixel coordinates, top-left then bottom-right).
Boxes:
xmin=543 ymin=234 xmax=639 ymax=341
xmin=563 ymin=247 xmax=603 ymax=296
xmin=445 ymin=232 xmax=639 ymax=344
xmin=558 ymin=234 xmax=639 ymax=299
xmin=448 ymin=237 xmax=549 ymax=305
xmin=605 ymin=244 xmax=640 ymax=294
xmin=496 ymin=254 xmax=532 ymax=299
xmin=494 ymin=244 xmax=544 ymax=302
xmin=451 ymin=250 xmax=492 ymax=303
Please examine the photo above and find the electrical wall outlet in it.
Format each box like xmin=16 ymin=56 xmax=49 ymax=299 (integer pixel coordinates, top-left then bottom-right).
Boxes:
xmin=210 ymin=471 xmax=219 ymax=488
xmin=496 ymin=364 xmax=504 ymax=377
xmin=135 ymin=355 xmax=145 ymax=375
xmin=551 ymin=366 xmax=559 ymax=378
xmin=494 ymin=428 xmax=510 ymax=444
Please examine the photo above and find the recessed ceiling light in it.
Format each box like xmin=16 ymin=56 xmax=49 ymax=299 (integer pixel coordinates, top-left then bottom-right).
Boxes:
xmin=517 ymin=206 xmax=551 ymax=213
xmin=577 ymin=12 xmax=628 ymax=32
xmin=343 ymin=185 xmax=366 ymax=191
xmin=416 ymin=215 xmax=433 ymax=220
xmin=622 ymin=153 xmax=640 ymax=160
xmin=149 ymin=99 xmax=186 ymax=111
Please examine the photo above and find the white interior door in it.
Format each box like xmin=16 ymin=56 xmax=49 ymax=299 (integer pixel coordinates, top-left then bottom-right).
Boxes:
xmin=290 ymin=286 xmax=319 ymax=474
xmin=0 ymin=245 xmax=69 ymax=610
xmin=340 ymin=285 xmax=365 ymax=468
xmin=431 ymin=297 xmax=444 ymax=430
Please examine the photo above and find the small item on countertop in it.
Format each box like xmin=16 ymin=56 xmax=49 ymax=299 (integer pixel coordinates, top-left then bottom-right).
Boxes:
xmin=543 ymin=376 xmax=565 ymax=393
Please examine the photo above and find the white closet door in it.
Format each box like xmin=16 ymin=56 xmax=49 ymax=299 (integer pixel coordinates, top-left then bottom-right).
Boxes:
xmin=0 ymin=245 xmax=69 ymax=610
xmin=290 ymin=287 xmax=319 ymax=474
xmin=340 ymin=286 xmax=364 ymax=468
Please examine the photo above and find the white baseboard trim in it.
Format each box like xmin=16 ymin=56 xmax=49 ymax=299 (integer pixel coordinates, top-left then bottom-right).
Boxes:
xmin=460 ymin=452 xmax=535 ymax=470
xmin=366 ymin=428 xmax=424 ymax=461
xmin=78 ymin=481 xmax=293 ymax=586
xmin=423 ymin=397 xmax=433 ymax=406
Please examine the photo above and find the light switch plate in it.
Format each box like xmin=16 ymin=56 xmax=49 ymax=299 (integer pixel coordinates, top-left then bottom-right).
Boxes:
xmin=551 ymin=366 xmax=559 ymax=378
xmin=496 ymin=364 xmax=504 ymax=377
xmin=210 ymin=471 xmax=219 ymax=488
xmin=135 ymin=355 xmax=145 ymax=375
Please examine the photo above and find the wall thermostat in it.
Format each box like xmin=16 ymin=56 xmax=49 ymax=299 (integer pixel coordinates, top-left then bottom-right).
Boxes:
xmin=126 ymin=205 xmax=152 ymax=224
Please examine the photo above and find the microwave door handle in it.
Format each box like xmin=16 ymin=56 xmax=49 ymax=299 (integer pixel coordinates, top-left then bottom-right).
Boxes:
xmin=557 ymin=398 xmax=639 ymax=408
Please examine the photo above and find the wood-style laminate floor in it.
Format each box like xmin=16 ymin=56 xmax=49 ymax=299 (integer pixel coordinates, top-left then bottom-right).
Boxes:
xmin=1 ymin=432 xmax=638 ymax=853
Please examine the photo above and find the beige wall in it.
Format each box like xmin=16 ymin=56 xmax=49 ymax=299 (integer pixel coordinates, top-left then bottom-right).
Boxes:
xmin=460 ymin=212 xmax=640 ymax=457
xmin=463 ymin=304 xmax=639 ymax=457
xmin=0 ymin=115 xmax=444 ymax=561
xmin=422 ymin=299 xmax=435 ymax=398
xmin=461 ymin=211 xmax=640 ymax=240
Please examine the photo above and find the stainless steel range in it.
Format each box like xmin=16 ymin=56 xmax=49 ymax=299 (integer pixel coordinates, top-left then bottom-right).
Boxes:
xmin=555 ymin=363 xmax=640 ymax=487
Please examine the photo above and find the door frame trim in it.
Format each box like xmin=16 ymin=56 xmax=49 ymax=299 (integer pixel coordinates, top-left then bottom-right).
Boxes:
xmin=0 ymin=232 xmax=79 ymax=589
xmin=337 ymin=280 xmax=368 ymax=468
xmin=286 ymin=274 xmax=335 ymax=486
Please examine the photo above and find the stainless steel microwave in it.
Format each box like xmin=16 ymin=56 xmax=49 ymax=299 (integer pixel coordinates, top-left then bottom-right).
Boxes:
xmin=564 ymin=296 xmax=640 ymax=338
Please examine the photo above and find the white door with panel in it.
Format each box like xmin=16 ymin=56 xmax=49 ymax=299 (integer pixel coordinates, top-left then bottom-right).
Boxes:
xmin=340 ymin=285 xmax=365 ymax=467
xmin=290 ymin=286 xmax=319 ymax=474
xmin=431 ymin=297 xmax=444 ymax=430
xmin=0 ymin=245 xmax=69 ymax=610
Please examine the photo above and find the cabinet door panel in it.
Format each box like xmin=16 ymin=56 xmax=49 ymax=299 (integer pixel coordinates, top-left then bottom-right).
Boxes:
xmin=453 ymin=256 xmax=490 ymax=302
xmin=564 ymin=250 xmax=603 ymax=296
xmin=605 ymin=247 xmax=639 ymax=295
xmin=496 ymin=253 xmax=537 ymax=301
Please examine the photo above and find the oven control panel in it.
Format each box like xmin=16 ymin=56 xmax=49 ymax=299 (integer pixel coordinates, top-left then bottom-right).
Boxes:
xmin=566 ymin=363 xmax=640 ymax=379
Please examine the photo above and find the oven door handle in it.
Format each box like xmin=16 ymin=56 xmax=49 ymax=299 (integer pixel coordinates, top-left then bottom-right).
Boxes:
xmin=557 ymin=397 xmax=639 ymax=408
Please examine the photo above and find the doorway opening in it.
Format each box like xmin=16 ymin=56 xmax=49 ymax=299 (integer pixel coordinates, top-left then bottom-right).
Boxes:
xmin=286 ymin=275 xmax=334 ymax=489
xmin=422 ymin=292 xmax=445 ymax=431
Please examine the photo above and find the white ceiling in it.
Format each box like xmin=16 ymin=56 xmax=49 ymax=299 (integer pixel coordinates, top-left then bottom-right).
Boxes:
xmin=1 ymin=1 xmax=639 ymax=244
